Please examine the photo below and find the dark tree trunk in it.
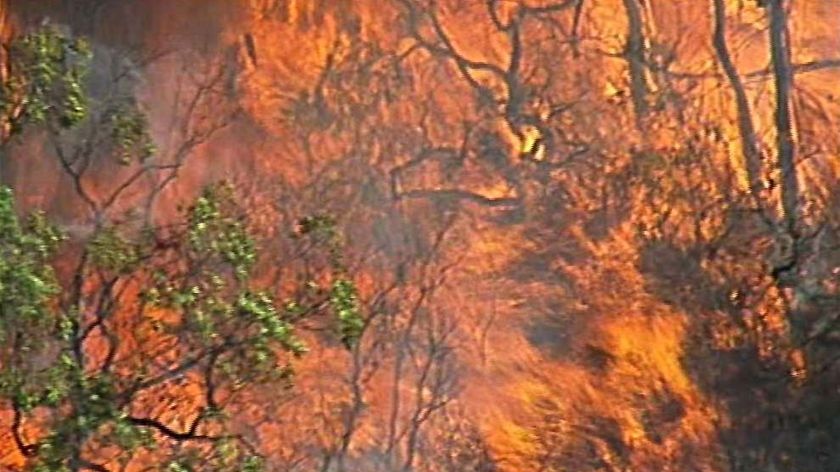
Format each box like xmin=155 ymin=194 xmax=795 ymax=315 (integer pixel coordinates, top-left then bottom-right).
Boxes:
xmin=622 ymin=0 xmax=649 ymax=128
xmin=768 ymin=0 xmax=799 ymax=233
xmin=711 ymin=0 xmax=764 ymax=198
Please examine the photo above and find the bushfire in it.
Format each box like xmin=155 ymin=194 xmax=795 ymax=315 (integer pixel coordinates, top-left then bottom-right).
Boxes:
xmin=1 ymin=1 xmax=840 ymax=471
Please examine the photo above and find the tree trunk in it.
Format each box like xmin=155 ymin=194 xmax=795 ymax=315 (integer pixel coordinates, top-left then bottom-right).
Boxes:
xmin=711 ymin=0 xmax=764 ymax=198
xmin=622 ymin=0 xmax=649 ymax=128
xmin=768 ymin=0 xmax=799 ymax=233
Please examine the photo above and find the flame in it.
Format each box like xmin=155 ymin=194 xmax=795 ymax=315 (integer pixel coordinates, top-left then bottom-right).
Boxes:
xmin=3 ymin=0 xmax=840 ymax=470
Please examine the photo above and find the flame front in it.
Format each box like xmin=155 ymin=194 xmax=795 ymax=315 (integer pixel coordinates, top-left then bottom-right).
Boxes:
xmin=2 ymin=0 xmax=840 ymax=470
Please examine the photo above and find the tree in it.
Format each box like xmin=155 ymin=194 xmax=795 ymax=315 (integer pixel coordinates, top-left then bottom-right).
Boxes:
xmin=9 ymin=1 xmax=840 ymax=470
xmin=0 ymin=26 xmax=362 ymax=471
xmin=0 ymin=25 xmax=90 ymax=181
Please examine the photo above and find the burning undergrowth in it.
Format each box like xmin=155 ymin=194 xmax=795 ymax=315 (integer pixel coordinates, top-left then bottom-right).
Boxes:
xmin=2 ymin=1 xmax=840 ymax=471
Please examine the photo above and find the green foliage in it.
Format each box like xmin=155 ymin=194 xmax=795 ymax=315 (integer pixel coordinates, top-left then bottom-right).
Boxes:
xmin=0 ymin=25 xmax=361 ymax=469
xmin=166 ymin=461 xmax=192 ymax=472
xmin=30 ymin=373 xmax=138 ymax=471
xmin=109 ymin=101 xmax=156 ymax=164
xmin=0 ymin=186 xmax=63 ymax=345
xmin=295 ymin=213 xmax=365 ymax=348
xmin=1 ymin=25 xmax=91 ymax=135
xmin=331 ymin=278 xmax=364 ymax=348
xmin=297 ymin=213 xmax=339 ymax=241
xmin=242 ymin=455 xmax=265 ymax=472
xmin=88 ymin=226 xmax=139 ymax=273
xmin=188 ymin=184 xmax=257 ymax=280
xmin=297 ymin=213 xmax=344 ymax=267
xmin=0 ymin=25 xmax=309 ymax=471
xmin=237 ymin=291 xmax=308 ymax=357
xmin=147 ymin=184 xmax=308 ymax=384
xmin=0 ymin=190 xmax=103 ymax=471
xmin=0 ymin=184 xmax=314 ymax=470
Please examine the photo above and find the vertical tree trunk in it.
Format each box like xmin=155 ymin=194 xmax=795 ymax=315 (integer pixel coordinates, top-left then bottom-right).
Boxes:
xmin=766 ymin=1 xmax=810 ymax=381
xmin=711 ymin=0 xmax=764 ymax=198
xmin=768 ymin=0 xmax=799 ymax=233
xmin=622 ymin=0 xmax=649 ymax=128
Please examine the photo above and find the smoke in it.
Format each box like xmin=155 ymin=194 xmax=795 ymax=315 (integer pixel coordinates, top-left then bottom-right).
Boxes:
xmin=5 ymin=1 xmax=840 ymax=470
